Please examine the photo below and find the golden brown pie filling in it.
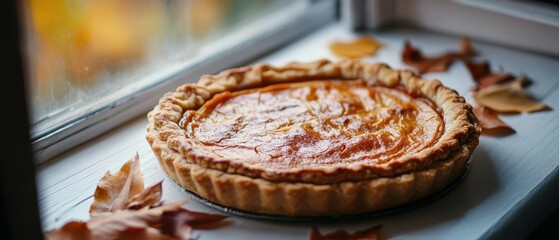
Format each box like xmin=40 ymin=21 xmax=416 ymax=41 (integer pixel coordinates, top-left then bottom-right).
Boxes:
xmin=183 ymin=80 xmax=444 ymax=170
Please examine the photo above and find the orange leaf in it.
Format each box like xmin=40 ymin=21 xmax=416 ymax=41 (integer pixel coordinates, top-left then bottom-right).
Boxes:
xmin=47 ymin=152 xmax=230 ymax=240
xmin=464 ymin=60 xmax=533 ymax=90
xmin=90 ymin=153 xmax=144 ymax=216
xmin=402 ymin=37 xmax=476 ymax=74
xmin=115 ymin=227 xmax=177 ymax=240
xmin=464 ymin=60 xmax=491 ymax=82
xmin=127 ymin=181 xmax=163 ymax=210
xmin=459 ymin=37 xmax=477 ymax=58
xmin=160 ymin=208 xmax=229 ymax=239
xmin=88 ymin=201 xmax=187 ymax=240
xmin=402 ymin=41 xmax=455 ymax=74
xmin=45 ymin=201 xmax=187 ymax=240
xmin=473 ymin=79 xmax=550 ymax=113
xmin=330 ymin=37 xmax=382 ymax=59
xmin=310 ymin=224 xmax=383 ymax=240
xmin=476 ymin=72 xmax=515 ymax=90
xmin=44 ymin=221 xmax=91 ymax=240
xmin=473 ymin=106 xmax=515 ymax=135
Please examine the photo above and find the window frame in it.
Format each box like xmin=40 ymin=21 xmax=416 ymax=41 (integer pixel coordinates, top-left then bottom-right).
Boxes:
xmin=342 ymin=0 xmax=559 ymax=57
xmin=28 ymin=0 xmax=338 ymax=164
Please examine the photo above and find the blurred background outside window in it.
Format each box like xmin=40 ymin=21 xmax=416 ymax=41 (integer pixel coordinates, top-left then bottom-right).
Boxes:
xmin=22 ymin=0 xmax=310 ymax=151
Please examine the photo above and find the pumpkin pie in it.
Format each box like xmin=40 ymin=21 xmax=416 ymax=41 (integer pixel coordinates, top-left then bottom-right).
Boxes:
xmin=146 ymin=59 xmax=480 ymax=216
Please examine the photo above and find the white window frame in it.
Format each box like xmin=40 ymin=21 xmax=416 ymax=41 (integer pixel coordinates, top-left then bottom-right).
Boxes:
xmin=341 ymin=0 xmax=559 ymax=57
xmin=30 ymin=0 xmax=337 ymax=164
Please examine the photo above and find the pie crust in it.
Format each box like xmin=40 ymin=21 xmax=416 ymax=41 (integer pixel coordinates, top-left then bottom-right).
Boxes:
xmin=146 ymin=59 xmax=480 ymax=216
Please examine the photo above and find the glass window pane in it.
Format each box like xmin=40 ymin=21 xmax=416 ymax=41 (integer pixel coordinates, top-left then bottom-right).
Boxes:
xmin=22 ymin=0 xmax=306 ymax=139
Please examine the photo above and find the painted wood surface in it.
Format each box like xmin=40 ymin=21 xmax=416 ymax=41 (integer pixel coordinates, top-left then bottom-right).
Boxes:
xmin=37 ymin=23 xmax=559 ymax=240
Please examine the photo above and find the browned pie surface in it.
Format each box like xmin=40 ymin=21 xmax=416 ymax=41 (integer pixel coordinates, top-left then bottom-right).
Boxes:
xmin=182 ymin=80 xmax=444 ymax=170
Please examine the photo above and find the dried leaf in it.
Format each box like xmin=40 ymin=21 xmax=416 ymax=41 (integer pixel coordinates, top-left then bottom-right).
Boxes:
xmin=475 ymin=73 xmax=531 ymax=90
xmin=476 ymin=72 xmax=515 ymax=90
xmin=330 ymin=37 xmax=382 ymax=58
xmin=402 ymin=42 xmax=454 ymax=74
xmin=160 ymin=208 xmax=229 ymax=239
xmin=473 ymin=80 xmax=549 ymax=113
xmin=45 ymin=201 xmax=186 ymax=240
xmin=127 ymin=181 xmax=163 ymax=210
xmin=44 ymin=221 xmax=91 ymax=240
xmin=48 ymin=153 xmax=229 ymax=240
xmin=402 ymin=37 xmax=476 ymax=74
xmin=88 ymin=201 xmax=187 ymax=240
xmin=465 ymin=60 xmax=533 ymax=90
xmin=310 ymin=224 xmax=383 ymax=240
xmin=161 ymin=223 xmax=192 ymax=240
xmin=402 ymin=41 xmax=455 ymax=74
xmin=116 ymin=227 xmax=177 ymax=240
xmin=90 ymin=153 xmax=145 ymax=216
xmin=464 ymin=60 xmax=491 ymax=82
xmin=459 ymin=37 xmax=477 ymax=58
xmin=46 ymin=225 xmax=177 ymax=240
xmin=473 ymin=106 xmax=515 ymax=135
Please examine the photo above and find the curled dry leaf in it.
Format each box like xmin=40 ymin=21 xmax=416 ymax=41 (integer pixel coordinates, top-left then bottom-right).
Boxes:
xmin=459 ymin=36 xmax=478 ymax=58
xmin=464 ymin=60 xmax=491 ymax=82
xmin=310 ymin=224 xmax=383 ymax=240
xmin=45 ymin=222 xmax=177 ymax=240
xmin=401 ymin=41 xmax=454 ymax=74
xmin=87 ymin=201 xmax=187 ymax=240
xmin=160 ymin=208 xmax=230 ymax=239
xmin=473 ymin=80 xmax=549 ymax=113
xmin=45 ymin=154 xmax=229 ymax=240
xmin=402 ymin=37 xmax=476 ymax=74
xmin=463 ymin=49 xmax=546 ymax=135
xmin=473 ymin=106 xmax=515 ymax=135
xmin=113 ymin=227 xmax=177 ymax=240
xmin=464 ymin=61 xmax=532 ymax=90
xmin=44 ymin=200 xmax=231 ymax=240
xmin=45 ymin=201 xmax=187 ymax=240
xmin=476 ymin=72 xmax=515 ymax=90
xmin=90 ymin=153 xmax=144 ymax=216
xmin=44 ymin=221 xmax=90 ymax=240
xmin=330 ymin=37 xmax=382 ymax=59
xmin=127 ymin=181 xmax=163 ymax=210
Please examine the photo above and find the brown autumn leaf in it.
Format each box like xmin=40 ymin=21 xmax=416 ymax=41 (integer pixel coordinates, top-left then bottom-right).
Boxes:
xmin=464 ymin=60 xmax=532 ymax=90
xmin=160 ymin=208 xmax=230 ymax=238
xmin=113 ymin=227 xmax=177 ymax=240
xmin=46 ymin=223 xmax=177 ymax=240
xmin=330 ymin=37 xmax=382 ymax=58
xmin=459 ymin=36 xmax=478 ymax=58
xmin=46 ymin=154 xmax=230 ymax=240
xmin=127 ymin=181 xmax=163 ymax=210
xmin=401 ymin=41 xmax=454 ymax=74
xmin=44 ymin=201 xmax=231 ymax=240
xmin=473 ymin=79 xmax=549 ymax=113
xmin=402 ymin=37 xmax=476 ymax=74
xmin=90 ymin=153 xmax=144 ymax=216
xmin=309 ymin=224 xmax=383 ymax=240
xmin=44 ymin=201 xmax=187 ymax=240
xmin=464 ymin=60 xmax=491 ymax=82
xmin=476 ymin=72 xmax=515 ymax=90
xmin=44 ymin=221 xmax=91 ymax=240
xmin=87 ymin=201 xmax=187 ymax=240
xmin=473 ymin=106 xmax=515 ymax=135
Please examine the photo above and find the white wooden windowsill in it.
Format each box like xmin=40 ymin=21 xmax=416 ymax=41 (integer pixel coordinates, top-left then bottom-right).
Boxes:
xmin=37 ymin=22 xmax=559 ymax=240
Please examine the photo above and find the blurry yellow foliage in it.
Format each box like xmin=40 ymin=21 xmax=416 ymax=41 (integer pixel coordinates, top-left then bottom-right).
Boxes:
xmin=28 ymin=0 xmax=164 ymax=86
